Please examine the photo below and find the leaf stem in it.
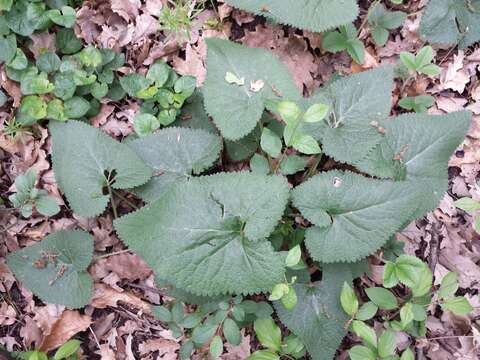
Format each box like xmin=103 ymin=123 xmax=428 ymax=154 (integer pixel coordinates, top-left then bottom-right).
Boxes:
xmin=112 ymin=189 xmax=139 ymax=210
xmin=107 ymin=183 xmax=118 ymax=219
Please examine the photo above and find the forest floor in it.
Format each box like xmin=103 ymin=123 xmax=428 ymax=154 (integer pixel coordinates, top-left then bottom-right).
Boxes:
xmin=1 ymin=0 xmax=480 ymax=359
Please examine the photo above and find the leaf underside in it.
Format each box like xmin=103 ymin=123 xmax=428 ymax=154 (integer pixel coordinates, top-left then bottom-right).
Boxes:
xmin=420 ymin=0 xmax=480 ymax=49
xmin=7 ymin=230 xmax=94 ymax=309
xmin=294 ymin=111 xmax=471 ymax=263
xmin=114 ymin=172 xmax=290 ymax=296
xmin=275 ymin=262 xmax=367 ymax=360
xmin=127 ymin=127 xmax=222 ymax=203
xmin=50 ymin=121 xmax=152 ymax=218
xmin=224 ymin=0 xmax=359 ymax=33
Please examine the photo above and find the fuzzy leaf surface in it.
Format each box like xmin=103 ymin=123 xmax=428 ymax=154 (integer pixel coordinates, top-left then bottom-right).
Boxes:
xmin=275 ymin=262 xmax=367 ymax=360
xmin=7 ymin=230 xmax=93 ymax=308
xmin=224 ymin=0 xmax=359 ymax=32
xmin=50 ymin=121 xmax=152 ymax=218
xmin=203 ymin=38 xmax=300 ymax=140
xmin=128 ymin=127 xmax=222 ymax=202
xmin=114 ymin=173 xmax=289 ymax=296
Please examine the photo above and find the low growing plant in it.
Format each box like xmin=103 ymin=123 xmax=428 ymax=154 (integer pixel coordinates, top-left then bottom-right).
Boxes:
xmin=455 ymin=197 xmax=480 ymax=232
xmin=10 ymin=339 xmax=82 ymax=360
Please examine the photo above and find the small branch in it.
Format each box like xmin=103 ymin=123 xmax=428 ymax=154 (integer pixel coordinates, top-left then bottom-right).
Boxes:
xmin=94 ymin=249 xmax=131 ymax=261
xmin=426 ymin=335 xmax=474 ymax=341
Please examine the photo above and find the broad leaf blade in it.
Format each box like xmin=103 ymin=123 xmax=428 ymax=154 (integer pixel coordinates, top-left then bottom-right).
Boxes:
xmin=50 ymin=121 xmax=153 ymax=218
xmin=128 ymin=127 xmax=222 ymax=202
xmin=7 ymin=230 xmax=94 ymax=308
xmin=114 ymin=172 xmax=289 ymax=296
xmin=224 ymin=0 xmax=359 ymax=33
xmin=204 ymin=38 xmax=300 ymax=140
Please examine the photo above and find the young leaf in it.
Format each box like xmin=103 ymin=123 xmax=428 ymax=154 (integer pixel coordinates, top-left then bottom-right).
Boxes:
xmin=399 ymin=95 xmax=435 ymax=113
xmin=127 ymin=127 xmax=222 ymax=202
xmin=203 ymin=38 xmax=300 ymax=140
xmin=378 ymin=330 xmax=397 ymax=358
xmin=0 ymin=33 xmax=16 ymax=64
xmin=114 ymin=173 xmax=289 ymax=296
xmin=152 ymin=305 xmax=172 ymax=322
xmin=133 ymin=113 xmax=160 ymax=137
xmin=279 ymin=155 xmax=306 ymax=175
xmin=269 ymin=283 xmax=289 ymax=301
xmin=53 ymin=339 xmax=81 ymax=360
xmin=395 ymin=255 xmax=427 ymax=288
xmin=323 ymin=24 xmax=365 ymax=64
xmin=250 ymin=154 xmax=270 ymax=175
xmin=79 ymin=46 xmax=103 ymax=68
xmin=455 ymin=197 xmax=480 ymax=212
xmin=351 ymin=320 xmax=377 ymax=348
xmin=365 ymin=288 xmax=398 ymax=310
xmin=261 ymin=128 xmax=282 ymax=158
xmin=383 ymin=261 xmax=399 ymax=288
xmin=368 ymin=3 xmax=406 ymax=46
xmin=7 ymin=230 xmax=94 ymax=308
xmin=439 ymin=272 xmax=459 ymax=299
xmin=47 ymin=6 xmax=76 ymax=28
xmin=253 ymin=317 xmax=282 ymax=352
xmin=441 ymin=297 xmax=473 ymax=316
xmin=401 ymin=348 xmax=415 ymax=360
xmin=224 ymin=0 xmax=359 ymax=33
xmin=277 ymin=101 xmax=301 ymax=125
xmin=281 ymin=285 xmax=298 ymax=310
xmin=303 ymin=103 xmax=329 ymax=123
xmin=223 ymin=318 xmax=241 ymax=346
xmin=147 ymin=61 xmax=171 ymax=87
xmin=340 ymin=282 xmax=358 ymax=317
xmin=348 ymin=345 xmax=376 ymax=360
xmin=50 ymin=121 xmax=153 ymax=218
xmin=246 ymin=350 xmax=280 ymax=360
xmin=36 ymin=194 xmax=60 ymax=217
xmin=209 ymin=335 xmax=223 ymax=358
xmin=285 ymin=245 xmax=302 ymax=268
xmin=400 ymin=302 xmax=415 ymax=328
xmin=291 ymin=134 xmax=321 ymax=155
xmin=356 ymin=302 xmax=378 ymax=321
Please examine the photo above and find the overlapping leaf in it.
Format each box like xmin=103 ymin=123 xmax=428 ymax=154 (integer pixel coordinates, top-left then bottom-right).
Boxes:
xmin=420 ymin=0 xmax=480 ymax=49
xmin=114 ymin=172 xmax=289 ymax=296
xmin=224 ymin=0 xmax=359 ymax=33
xmin=50 ymin=121 xmax=152 ymax=218
xmin=7 ymin=230 xmax=94 ymax=308
xmin=203 ymin=38 xmax=301 ymax=140
xmin=275 ymin=262 xmax=367 ymax=360
xmin=128 ymin=127 xmax=222 ymax=202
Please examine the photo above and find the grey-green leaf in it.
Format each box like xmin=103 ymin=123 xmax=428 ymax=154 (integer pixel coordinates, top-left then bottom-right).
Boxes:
xmin=7 ymin=230 xmax=94 ymax=308
xmin=50 ymin=121 xmax=153 ymax=218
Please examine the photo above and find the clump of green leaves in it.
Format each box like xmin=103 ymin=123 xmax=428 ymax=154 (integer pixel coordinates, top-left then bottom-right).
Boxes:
xmin=367 ymin=3 xmax=406 ymax=46
xmin=8 ymin=167 xmax=60 ymax=217
xmin=399 ymin=95 xmax=435 ymax=113
xmin=247 ymin=316 xmax=305 ymax=360
xmin=120 ymin=61 xmax=196 ymax=137
xmin=322 ymin=23 xmax=365 ymax=64
xmin=399 ymin=46 xmax=441 ymax=79
xmin=455 ymin=197 xmax=480 ymax=232
xmin=11 ymin=339 xmax=81 ymax=360
xmin=341 ymin=256 xmax=473 ymax=359
xmin=159 ymin=0 xmax=206 ymax=41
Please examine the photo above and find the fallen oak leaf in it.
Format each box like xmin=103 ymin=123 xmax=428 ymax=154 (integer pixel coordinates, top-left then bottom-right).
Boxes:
xmin=90 ymin=283 xmax=151 ymax=313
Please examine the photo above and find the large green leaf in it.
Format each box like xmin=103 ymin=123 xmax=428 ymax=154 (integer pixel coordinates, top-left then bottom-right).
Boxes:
xmin=7 ymin=230 xmax=94 ymax=308
xmin=304 ymin=66 xmax=395 ymax=164
xmin=224 ymin=0 xmax=359 ymax=32
xmin=356 ymin=111 xmax=471 ymax=217
xmin=203 ymin=38 xmax=300 ymax=141
xmin=127 ymin=127 xmax=222 ymax=202
xmin=293 ymin=170 xmax=418 ymax=263
xmin=275 ymin=262 xmax=366 ymax=360
xmin=50 ymin=121 xmax=152 ymax=218
xmin=114 ymin=172 xmax=289 ymax=296
xmin=420 ymin=0 xmax=480 ymax=49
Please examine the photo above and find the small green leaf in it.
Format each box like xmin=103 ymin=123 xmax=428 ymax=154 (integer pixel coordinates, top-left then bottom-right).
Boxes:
xmin=223 ymin=318 xmax=241 ymax=346
xmin=47 ymin=99 xmax=66 ymax=122
xmin=439 ymin=272 xmax=459 ymax=299
xmin=398 ymin=95 xmax=435 ymax=113
xmin=134 ymin=113 xmax=160 ymax=137
xmin=250 ymin=154 xmax=270 ymax=175
xmin=400 ymin=52 xmax=417 ymax=72
xmin=36 ymin=195 xmax=60 ymax=217
xmin=348 ymin=345 xmax=376 ymax=360
xmin=56 ymin=29 xmax=83 ymax=54
xmin=277 ymin=101 xmax=301 ymax=125
xmin=36 ymin=52 xmax=61 ymax=74
xmin=410 ymin=266 xmax=433 ymax=297
xmin=303 ymin=103 xmax=329 ymax=123
xmin=340 ymin=282 xmax=358 ymax=317
xmin=455 ymin=197 xmax=480 ymax=212
xmin=441 ymin=297 xmax=473 ymax=316
xmin=378 ymin=330 xmax=396 ymax=358
xmin=64 ymin=96 xmax=90 ymax=119
xmin=365 ymin=287 xmax=398 ymax=310
xmin=19 ymin=95 xmax=47 ymax=120
xmin=261 ymin=128 xmax=282 ymax=158
xmin=269 ymin=283 xmax=289 ymax=301
xmin=225 ymin=71 xmax=245 ymax=86
xmin=180 ymin=340 xmax=194 ymax=360
xmin=419 ymin=63 xmax=441 ymax=77
xmin=246 ymin=350 xmax=280 ymax=360
xmin=152 ymin=305 xmax=172 ymax=322
xmin=351 ymin=320 xmax=377 ymax=348
xmin=411 ymin=303 xmax=427 ymax=322
xmin=147 ymin=61 xmax=171 ymax=87
xmin=209 ymin=335 xmax=223 ymax=358
xmin=254 ymin=317 xmax=282 ymax=352
xmin=27 ymin=351 xmax=48 ymax=360
xmin=47 ymin=6 xmax=76 ymax=27
xmin=192 ymin=323 xmax=217 ymax=345
xmin=279 ymin=155 xmax=306 ymax=175
xmin=282 ymin=335 xmax=304 ymax=356
xmin=54 ymin=339 xmax=81 ymax=360
xmin=401 ymin=348 xmax=414 ymax=360
xmin=8 ymin=48 xmax=28 ymax=70
xmin=79 ymin=46 xmax=103 ymax=68
xmin=400 ymin=302 xmax=414 ymax=328
xmin=120 ymin=73 xmax=152 ymax=97
xmin=291 ymin=134 xmax=321 ymax=155
xmin=383 ymin=261 xmax=399 ymax=288
xmin=0 ymin=0 xmax=12 ymax=11
xmin=395 ymin=255 xmax=426 ymax=288
xmin=285 ymin=245 xmax=302 ymax=268
xmin=0 ymin=34 xmax=16 ymax=64
xmin=281 ymin=285 xmax=298 ymax=310
xmin=91 ymin=82 xmax=109 ymax=99
xmin=356 ymin=301 xmax=378 ymax=321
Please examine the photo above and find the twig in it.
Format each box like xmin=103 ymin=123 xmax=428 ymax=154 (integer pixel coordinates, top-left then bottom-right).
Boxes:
xmin=94 ymin=249 xmax=131 ymax=261
xmin=89 ymin=326 xmax=101 ymax=349
xmin=112 ymin=189 xmax=139 ymax=210
xmin=427 ymin=335 xmax=474 ymax=341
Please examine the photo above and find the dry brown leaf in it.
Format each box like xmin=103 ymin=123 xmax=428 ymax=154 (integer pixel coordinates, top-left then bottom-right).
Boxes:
xmin=39 ymin=310 xmax=92 ymax=352
xmin=90 ymin=283 xmax=151 ymax=313
xmin=440 ymin=51 xmax=471 ymax=93
xmin=222 ymin=332 xmax=251 ymax=359
xmin=111 ymin=0 xmax=141 ymax=21
xmin=1 ymin=68 xmax=22 ymax=107
xmin=95 ymin=344 xmax=116 ymax=360
xmin=138 ymin=338 xmax=179 ymax=356
xmin=102 ymin=253 xmax=152 ymax=281
xmin=28 ymin=33 xmax=56 ymax=59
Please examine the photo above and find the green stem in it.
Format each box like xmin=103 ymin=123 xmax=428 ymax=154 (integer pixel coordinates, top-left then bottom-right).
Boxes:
xmin=304 ymin=155 xmax=321 ymax=180
xmin=112 ymin=189 xmax=139 ymax=210
xmin=107 ymin=183 xmax=118 ymax=219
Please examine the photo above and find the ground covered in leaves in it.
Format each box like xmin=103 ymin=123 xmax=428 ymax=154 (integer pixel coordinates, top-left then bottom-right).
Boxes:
xmin=1 ymin=0 xmax=480 ymax=359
